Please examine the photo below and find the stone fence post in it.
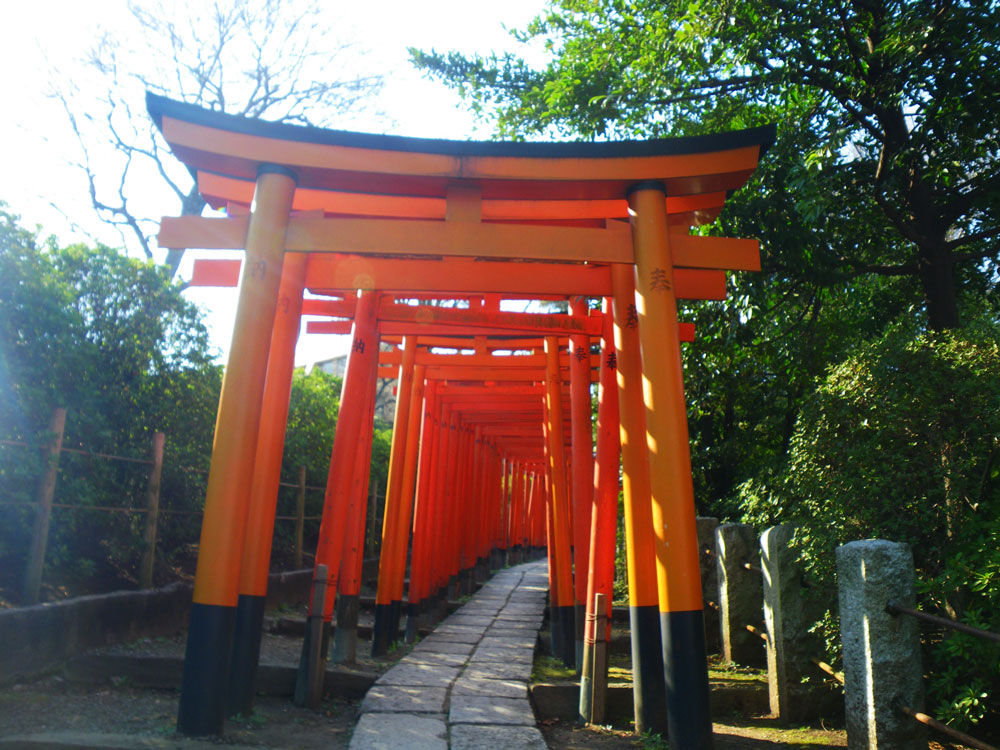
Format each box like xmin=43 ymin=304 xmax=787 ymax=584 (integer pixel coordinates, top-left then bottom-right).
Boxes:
xmin=696 ymin=516 xmax=720 ymax=655
xmin=715 ymin=523 xmax=765 ymax=666
xmin=761 ymin=524 xmax=831 ymax=723
xmin=837 ymin=540 xmax=924 ymax=749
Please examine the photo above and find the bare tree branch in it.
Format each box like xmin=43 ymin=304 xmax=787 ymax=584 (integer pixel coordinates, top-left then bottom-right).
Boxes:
xmin=50 ymin=0 xmax=384 ymax=274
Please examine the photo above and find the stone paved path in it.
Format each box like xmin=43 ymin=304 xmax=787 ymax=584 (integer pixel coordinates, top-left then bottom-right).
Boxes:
xmin=349 ymin=560 xmax=549 ymax=750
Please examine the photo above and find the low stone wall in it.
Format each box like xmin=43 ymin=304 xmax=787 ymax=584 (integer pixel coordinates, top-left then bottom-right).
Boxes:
xmin=0 ymin=569 xmax=312 ymax=686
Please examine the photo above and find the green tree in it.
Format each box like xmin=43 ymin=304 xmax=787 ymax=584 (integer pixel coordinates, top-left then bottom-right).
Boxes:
xmin=0 ymin=205 xmax=220 ymax=590
xmin=743 ymin=319 xmax=1000 ymax=729
xmin=413 ymin=0 xmax=1000 ymax=329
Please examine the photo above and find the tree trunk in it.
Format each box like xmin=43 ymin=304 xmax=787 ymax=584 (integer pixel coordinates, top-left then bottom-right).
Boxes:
xmin=918 ymin=241 xmax=960 ymax=330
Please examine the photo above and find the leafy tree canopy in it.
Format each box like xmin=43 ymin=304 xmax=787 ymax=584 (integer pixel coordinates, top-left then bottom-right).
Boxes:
xmin=743 ymin=318 xmax=1000 ymax=728
xmin=413 ymin=0 xmax=1000 ymax=328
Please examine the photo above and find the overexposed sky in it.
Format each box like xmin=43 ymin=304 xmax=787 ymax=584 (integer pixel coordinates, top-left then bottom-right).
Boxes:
xmin=0 ymin=0 xmax=547 ymax=366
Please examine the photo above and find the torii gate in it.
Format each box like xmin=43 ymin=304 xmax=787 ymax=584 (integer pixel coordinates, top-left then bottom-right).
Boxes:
xmin=147 ymin=92 xmax=773 ymax=748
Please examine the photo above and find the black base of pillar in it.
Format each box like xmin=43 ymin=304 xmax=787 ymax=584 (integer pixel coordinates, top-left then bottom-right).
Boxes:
xmin=387 ymin=599 xmax=402 ymax=644
xmin=404 ymin=600 xmax=420 ymax=642
xmin=661 ymin=609 xmax=713 ymax=749
xmin=549 ymin=603 xmax=561 ymax=657
xmin=438 ymin=585 xmax=450 ymax=620
xmin=226 ymin=594 xmax=266 ymax=717
xmin=371 ymin=603 xmax=392 ymax=656
xmin=559 ymin=604 xmax=576 ymax=667
xmin=177 ymin=602 xmax=236 ymax=736
xmin=330 ymin=594 xmax=358 ymax=664
xmin=630 ymin=605 xmax=668 ymax=736
xmin=449 ymin=575 xmax=460 ymax=600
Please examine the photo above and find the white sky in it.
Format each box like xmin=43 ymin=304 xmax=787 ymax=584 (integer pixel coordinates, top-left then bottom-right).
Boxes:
xmin=0 ymin=0 xmax=547 ymax=367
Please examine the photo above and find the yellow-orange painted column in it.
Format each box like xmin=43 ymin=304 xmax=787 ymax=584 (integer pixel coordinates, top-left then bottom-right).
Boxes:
xmin=612 ymin=263 xmax=669 ymax=735
xmin=628 ymin=183 xmax=711 ymax=748
xmin=372 ymin=337 xmax=416 ymax=654
xmin=178 ymin=166 xmax=296 ymax=736
xmin=226 ymin=251 xmax=307 ymax=716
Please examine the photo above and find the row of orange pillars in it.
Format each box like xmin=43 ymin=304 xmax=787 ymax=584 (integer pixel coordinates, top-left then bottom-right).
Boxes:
xmin=180 ymin=214 xmax=710 ymax=749
xmin=210 ymin=277 xmax=691 ymax=740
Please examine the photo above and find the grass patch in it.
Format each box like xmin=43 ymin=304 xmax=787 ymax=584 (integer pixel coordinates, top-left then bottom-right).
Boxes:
xmin=531 ymin=654 xmax=576 ymax=682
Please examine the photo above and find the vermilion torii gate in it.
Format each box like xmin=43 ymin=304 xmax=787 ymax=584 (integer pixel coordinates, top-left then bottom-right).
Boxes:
xmin=147 ymin=93 xmax=772 ymax=748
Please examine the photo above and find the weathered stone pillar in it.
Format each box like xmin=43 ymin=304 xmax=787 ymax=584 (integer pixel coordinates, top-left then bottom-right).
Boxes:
xmin=696 ymin=516 xmax=720 ymax=655
xmin=837 ymin=540 xmax=925 ymax=750
xmin=761 ymin=524 xmax=819 ymax=722
xmin=715 ymin=523 xmax=765 ymax=666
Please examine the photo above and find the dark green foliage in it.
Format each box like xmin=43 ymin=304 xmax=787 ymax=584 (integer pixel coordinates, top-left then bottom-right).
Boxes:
xmin=0 ymin=206 xmax=389 ymax=596
xmin=413 ymin=1 xmax=1000 ymax=730
xmin=0 ymin=205 xmax=219 ymax=588
xmin=743 ymin=320 xmax=1000 ymax=729
xmin=414 ymin=0 xmax=1000 ymax=331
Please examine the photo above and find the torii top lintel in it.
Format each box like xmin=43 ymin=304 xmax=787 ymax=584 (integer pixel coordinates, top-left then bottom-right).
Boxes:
xmin=146 ymin=93 xmax=774 ymax=210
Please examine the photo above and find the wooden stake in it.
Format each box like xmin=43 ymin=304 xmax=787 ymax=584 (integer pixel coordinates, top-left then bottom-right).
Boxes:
xmin=23 ymin=407 xmax=66 ymax=605
xmin=591 ymin=592 xmax=609 ymax=724
xmin=139 ymin=432 xmax=165 ymax=589
xmin=302 ymin=563 xmax=328 ymax=708
xmin=295 ymin=466 xmax=306 ymax=569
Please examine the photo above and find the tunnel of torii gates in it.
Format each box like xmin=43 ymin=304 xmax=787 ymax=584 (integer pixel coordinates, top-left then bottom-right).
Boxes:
xmin=146 ymin=93 xmax=774 ymax=746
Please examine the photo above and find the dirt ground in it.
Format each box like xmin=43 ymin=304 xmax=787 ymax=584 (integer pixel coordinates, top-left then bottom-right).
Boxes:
xmin=0 ymin=609 xmax=969 ymax=749
xmin=0 ymin=676 xmax=358 ymax=749
xmin=540 ymin=719 xmax=848 ymax=749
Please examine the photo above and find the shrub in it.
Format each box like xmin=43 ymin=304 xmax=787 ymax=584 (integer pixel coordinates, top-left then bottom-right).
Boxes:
xmin=744 ymin=318 xmax=1000 ymax=730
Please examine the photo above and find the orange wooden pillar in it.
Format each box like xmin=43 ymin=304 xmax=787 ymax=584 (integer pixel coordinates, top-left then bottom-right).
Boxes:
xmin=442 ymin=408 xmax=462 ymax=599
xmin=293 ymin=289 xmax=379 ymax=695
xmin=456 ymin=425 xmax=476 ymax=593
xmin=331 ymin=353 xmax=379 ymax=664
xmin=612 ymin=263 xmax=669 ymax=735
xmin=427 ymin=400 xmax=451 ymax=619
xmin=372 ymin=339 xmax=417 ymax=654
xmin=579 ymin=299 xmax=622 ymax=720
xmin=177 ymin=166 xmax=296 ymax=736
xmin=405 ymin=379 xmax=438 ymax=639
xmin=226 ymin=252 xmax=307 ymax=717
xmin=508 ymin=460 xmax=524 ymax=565
xmin=529 ymin=468 xmax=545 ymax=554
xmin=587 ymin=301 xmax=621 ymax=634
xmin=629 ymin=184 xmax=712 ymax=748
xmin=569 ymin=297 xmax=595 ymax=671
xmin=389 ymin=363 xmax=426 ymax=640
xmin=471 ymin=427 xmax=489 ymax=581
xmin=544 ymin=336 xmax=576 ymax=666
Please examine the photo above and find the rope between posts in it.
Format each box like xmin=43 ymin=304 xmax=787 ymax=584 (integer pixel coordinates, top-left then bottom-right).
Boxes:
xmin=886 ymin=600 xmax=1000 ymax=643
xmin=885 ymin=600 xmax=999 ymax=750
xmin=899 ymin=705 xmax=998 ymax=750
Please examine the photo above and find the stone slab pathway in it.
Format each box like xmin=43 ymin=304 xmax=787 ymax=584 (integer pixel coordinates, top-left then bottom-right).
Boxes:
xmin=349 ymin=560 xmax=549 ymax=750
